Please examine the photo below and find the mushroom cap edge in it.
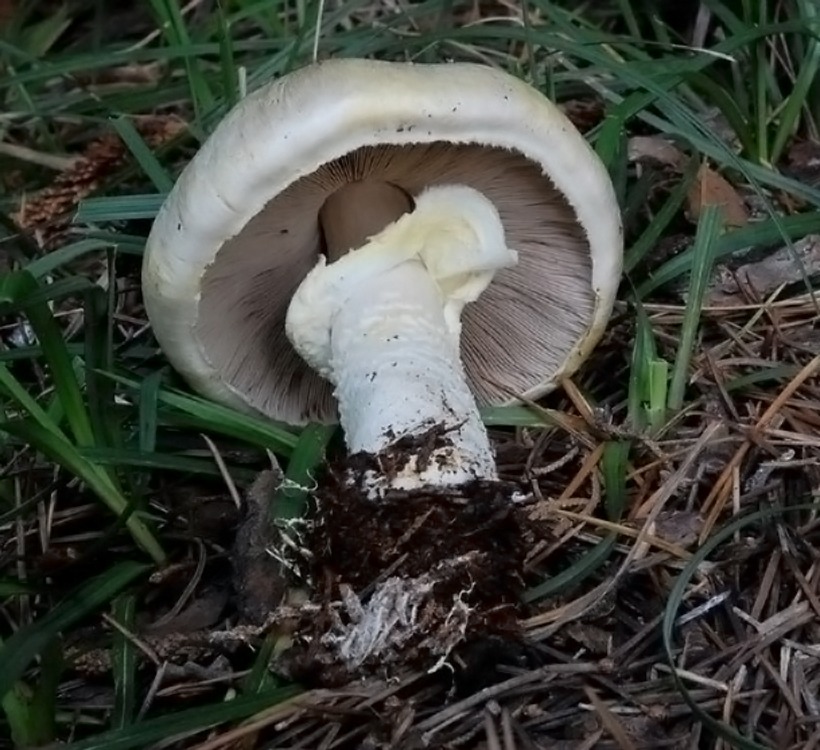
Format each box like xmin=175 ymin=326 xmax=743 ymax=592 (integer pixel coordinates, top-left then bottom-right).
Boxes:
xmin=141 ymin=57 xmax=624 ymax=420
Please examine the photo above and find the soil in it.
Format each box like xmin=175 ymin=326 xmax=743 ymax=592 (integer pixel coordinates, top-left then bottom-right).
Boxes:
xmin=280 ymin=435 xmax=543 ymax=687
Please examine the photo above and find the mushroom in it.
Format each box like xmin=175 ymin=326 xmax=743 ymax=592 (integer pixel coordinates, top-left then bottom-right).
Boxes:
xmin=143 ymin=57 xmax=623 ymax=672
xmin=142 ymin=58 xmax=623 ymax=498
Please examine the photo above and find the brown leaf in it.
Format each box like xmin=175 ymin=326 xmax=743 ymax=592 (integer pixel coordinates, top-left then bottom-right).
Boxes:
xmin=627 ymin=135 xmax=686 ymax=170
xmin=145 ymin=586 xmax=230 ymax=636
xmin=559 ymin=98 xmax=606 ymax=133
xmin=784 ymin=138 xmax=820 ymax=188
xmin=705 ymin=234 xmax=820 ymax=306
xmin=564 ymin=622 xmax=612 ymax=654
xmin=232 ymin=469 xmax=290 ymax=625
xmin=687 ymin=163 xmax=748 ymax=228
xmin=652 ymin=510 xmax=702 ymax=546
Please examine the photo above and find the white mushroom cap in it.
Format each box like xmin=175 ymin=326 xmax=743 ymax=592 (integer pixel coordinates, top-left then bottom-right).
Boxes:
xmin=142 ymin=58 xmax=623 ymax=426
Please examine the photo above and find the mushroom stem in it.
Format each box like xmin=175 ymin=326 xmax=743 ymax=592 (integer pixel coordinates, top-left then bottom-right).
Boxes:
xmin=330 ymin=258 xmax=496 ymax=489
xmin=285 ymin=184 xmax=518 ymax=494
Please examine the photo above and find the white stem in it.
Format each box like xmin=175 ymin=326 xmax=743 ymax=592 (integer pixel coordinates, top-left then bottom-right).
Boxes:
xmin=285 ymin=184 xmax=517 ymax=494
xmin=331 ymin=258 xmax=495 ymax=489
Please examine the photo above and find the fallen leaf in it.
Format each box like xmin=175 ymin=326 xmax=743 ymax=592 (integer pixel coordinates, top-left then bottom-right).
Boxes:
xmin=559 ymin=98 xmax=606 ymax=133
xmin=232 ymin=468 xmax=290 ymax=625
xmin=784 ymin=138 xmax=820 ymax=188
xmin=563 ymin=622 xmax=612 ymax=654
xmin=627 ymin=135 xmax=687 ymax=170
xmin=705 ymin=234 xmax=820 ymax=306
xmin=145 ymin=586 xmax=229 ymax=636
xmin=652 ymin=510 xmax=702 ymax=546
xmin=687 ymin=163 xmax=748 ymax=228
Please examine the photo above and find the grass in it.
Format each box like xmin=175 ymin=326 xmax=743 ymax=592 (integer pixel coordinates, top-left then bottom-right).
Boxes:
xmin=1 ymin=0 xmax=819 ymax=747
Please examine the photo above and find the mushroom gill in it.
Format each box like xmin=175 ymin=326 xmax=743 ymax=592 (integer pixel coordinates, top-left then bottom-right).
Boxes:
xmin=196 ymin=142 xmax=592 ymax=425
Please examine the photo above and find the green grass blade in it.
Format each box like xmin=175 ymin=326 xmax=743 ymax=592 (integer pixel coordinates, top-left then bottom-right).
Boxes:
xmin=594 ymin=109 xmax=629 ymax=169
xmin=111 ymin=595 xmax=138 ymax=729
xmin=480 ymin=405 xmax=558 ymax=428
xmin=0 ymin=561 xmax=149 ymax=702
xmin=61 ymin=685 xmax=302 ymax=750
xmin=523 ymin=535 xmax=616 ymax=604
xmin=0 ymin=634 xmax=59 ymax=749
xmin=243 ymin=634 xmax=280 ymax=694
xmin=1 ymin=681 xmax=32 ymax=748
xmin=636 ymin=211 xmax=820 ymax=297
xmin=686 ymin=73 xmax=756 ymax=156
xmin=273 ymin=422 xmax=336 ymax=521
xmin=0 ymin=271 xmax=95 ymax=448
xmin=24 ymin=239 xmax=115 ymax=279
xmin=75 ymin=195 xmax=167 ymax=224
xmin=104 ymin=372 xmax=299 ymax=456
xmin=524 ymin=441 xmax=630 ymax=603
xmin=80 ymin=447 xmax=258 ymax=482
xmin=601 ymin=440 xmax=630 ymax=522
xmin=647 ymin=360 xmax=670 ymax=431
xmin=770 ymin=1 xmax=820 ymax=162
xmin=83 ymin=281 xmax=123 ymax=465
xmin=138 ymin=370 xmax=163 ymax=455
xmin=0 ymin=364 xmax=65 ymax=440
xmin=667 ymin=205 xmax=722 ymax=412
xmin=615 ymin=0 xmax=641 ymax=39
xmin=24 ymin=638 xmax=62 ymax=746
xmin=725 ymin=364 xmax=803 ymax=392
xmin=624 ymin=156 xmax=699 ymax=275
xmin=216 ymin=2 xmax=241 ymax=109
xmin=628 ymin=303 xmax=661 ymax=431
xmin=0 ymin=419 xmax=165 ymax=564
xmin=153 ymin=390 xmax=299 ymax=454
xmin=148 ymin=0 xmax=215 ymax=135
xmin=0 ymin=580 xmax=35 ymax=597
xmin=109 ymin=116 xmax=175 ymax=193
xmin=9 ymin=276 xmax=98 ymax=309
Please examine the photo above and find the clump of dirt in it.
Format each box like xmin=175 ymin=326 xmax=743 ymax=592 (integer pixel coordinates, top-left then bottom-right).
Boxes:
xmin=281 ymin=436 xmax=541 ymax=686
xmin=347 ymin=420 xmax=475 ymax=481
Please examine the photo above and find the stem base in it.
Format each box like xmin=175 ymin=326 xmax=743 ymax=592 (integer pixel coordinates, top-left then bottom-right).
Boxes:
xmin=282 ymin=454 xmax=529 ymax=681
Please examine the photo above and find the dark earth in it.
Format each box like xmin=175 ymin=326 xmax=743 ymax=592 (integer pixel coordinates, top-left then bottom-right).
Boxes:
xmin=278 ymin=430 xmax=547 ymax=688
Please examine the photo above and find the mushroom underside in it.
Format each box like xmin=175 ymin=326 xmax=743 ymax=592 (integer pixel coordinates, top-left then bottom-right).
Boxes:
xmin=196 ymin=141 xmax=592 ymax=425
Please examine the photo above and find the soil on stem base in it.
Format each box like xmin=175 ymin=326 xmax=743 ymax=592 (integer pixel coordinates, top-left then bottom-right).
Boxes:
xmin=282 ymin=430 xmax=537 ymax=686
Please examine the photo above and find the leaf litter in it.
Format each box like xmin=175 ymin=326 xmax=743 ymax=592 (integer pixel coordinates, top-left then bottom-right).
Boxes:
xmin=21 ymin=285 xmax=819 ymax=748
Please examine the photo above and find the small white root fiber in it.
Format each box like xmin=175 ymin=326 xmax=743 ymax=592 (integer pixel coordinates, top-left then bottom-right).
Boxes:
xmin=322 ymin=577 xmax=432 ymax=670
xmin=321 ymin=555 xmax=479 ymax=671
